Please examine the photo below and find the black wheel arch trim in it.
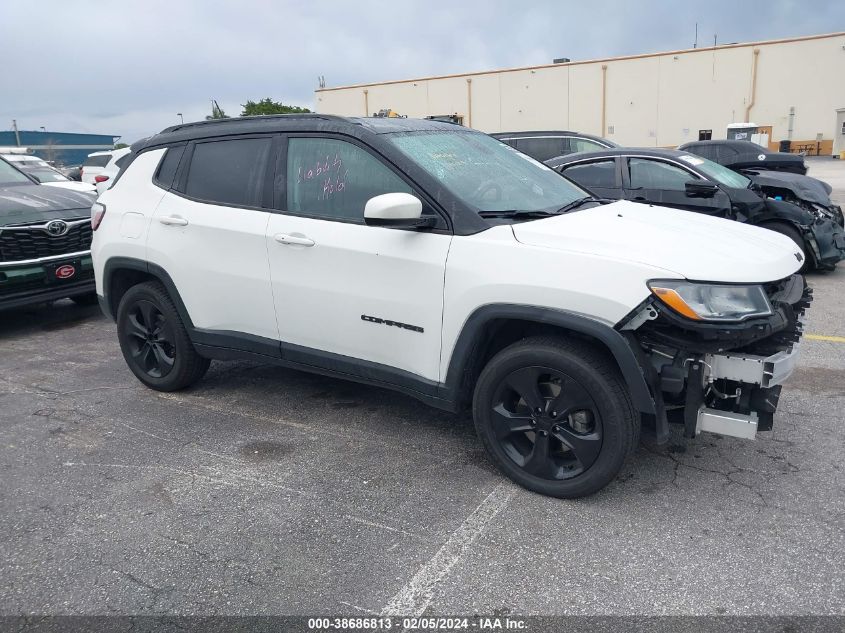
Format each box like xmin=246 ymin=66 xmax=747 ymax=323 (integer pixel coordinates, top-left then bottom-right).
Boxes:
xmin=441 ymin=304 xmax=657 ymax=416
xmin=101 ymin=257 xmax=194 ymax=327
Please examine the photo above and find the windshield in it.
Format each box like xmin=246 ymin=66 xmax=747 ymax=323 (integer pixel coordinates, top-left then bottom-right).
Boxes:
xmin=0 ymin=159 xmax=34 ymax=186
xmin=677 ymin=154 xmax=750 ymax=189
xmin=387 ymin=131 xmax=588 ymax=214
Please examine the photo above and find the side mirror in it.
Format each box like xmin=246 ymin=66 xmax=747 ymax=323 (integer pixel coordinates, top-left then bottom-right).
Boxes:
xmin=364 ymin=193 xmax=432 ymax=227
xmin=685 ymin=180 xmax=719 ymax=198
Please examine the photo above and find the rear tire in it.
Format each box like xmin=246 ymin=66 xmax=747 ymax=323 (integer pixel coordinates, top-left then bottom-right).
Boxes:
xmin=472 ymin=336 xmax=638 ymax=498
xmin=116 ymin=281 xmax=209 ymax=391
xmin=763 ymin=222 xmax=810 ymax=272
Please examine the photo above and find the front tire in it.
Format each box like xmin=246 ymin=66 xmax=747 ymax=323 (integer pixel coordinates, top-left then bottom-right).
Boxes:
xmin=116 ymin=281 xmax=209 ymax=391
xmin=472 ymin=336 xmax=638 ymax=498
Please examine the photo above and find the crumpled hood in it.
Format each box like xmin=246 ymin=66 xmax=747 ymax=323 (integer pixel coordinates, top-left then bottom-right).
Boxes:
xmin=0 ymin=184 xmax=95 ymax=226
xmin=747 ymin=170 xmax=834 ymax=205
xmin=512 ymin=200 xmax=803 ymax=283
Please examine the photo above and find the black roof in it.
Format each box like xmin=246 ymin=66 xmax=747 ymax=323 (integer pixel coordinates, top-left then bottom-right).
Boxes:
xmin=132 ymin=115 xmax=464 ymax=153
xmin=678 ymin=139 xmax=777 ymax=154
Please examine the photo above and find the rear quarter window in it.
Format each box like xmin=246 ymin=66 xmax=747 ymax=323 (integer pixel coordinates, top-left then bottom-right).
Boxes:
xmin=84 ymin=155 xmax=111 ymax=167
xmin=153 ymin=146 xmax=185 ymax=190
xmin=515 ymin=137 xmax=568 ymax=162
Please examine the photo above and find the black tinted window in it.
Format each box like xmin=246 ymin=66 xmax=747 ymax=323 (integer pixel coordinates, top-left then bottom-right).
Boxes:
xmin=569 ymin=138 xmax=608 ymax=153
xmin=154 ymin=146 xmax=185 ymax=189
xmin=184 ymin=138 xmax=271 ymax=207
xmin=496 ymin=137 xmax=519 ymax=149
xmin=285 ymin=137 xmax=411 ymax=221
xmin=629 ymin=158 xmax=695 ymax=191
xmin=688 ymin=144 xmax=717 ymax=161
xmin=515 ymin=137 xmax=567 ymax=161
xmin=562 ymin=160 xmax=617 ymax=189
xmin=83 ymin=154 xmax=111 ymax=167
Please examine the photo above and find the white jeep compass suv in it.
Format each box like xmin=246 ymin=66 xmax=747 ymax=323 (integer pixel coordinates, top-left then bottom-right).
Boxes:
xmin=91 ymin=115 xmax=811 ymax=498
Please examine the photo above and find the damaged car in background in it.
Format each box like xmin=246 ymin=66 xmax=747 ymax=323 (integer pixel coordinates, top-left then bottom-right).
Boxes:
xmin=678 ymin=139 xmax=808 ymax=174
xmin=548 ymin=148 xmax=845 ymax=271
xmin=679 ymin=139 xmax=843 ymax=227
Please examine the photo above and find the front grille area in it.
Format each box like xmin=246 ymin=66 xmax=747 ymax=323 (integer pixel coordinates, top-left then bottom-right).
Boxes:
xmin=0 ymin=221 xmax=92 ymax=262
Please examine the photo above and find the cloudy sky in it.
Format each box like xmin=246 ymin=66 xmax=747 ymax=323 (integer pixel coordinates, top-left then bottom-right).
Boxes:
xmin=2 ymin=0 xmax=844 ymax=144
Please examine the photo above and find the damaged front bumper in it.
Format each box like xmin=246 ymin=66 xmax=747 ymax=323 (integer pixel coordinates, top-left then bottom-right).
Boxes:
xmin=692 ymin=342 xmax=800 ymax=439
xmin=622 ymin=274 xmax=812 ymax=443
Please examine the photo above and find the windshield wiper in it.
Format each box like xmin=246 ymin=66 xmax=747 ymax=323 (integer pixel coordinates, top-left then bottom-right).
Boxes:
xmin=554 ymin=196 xmax=599 ymax=214
xmin=478 ymin=196 xmax=600 ymax=219
xmin=477 ymin=209 xmax=560 ymax=219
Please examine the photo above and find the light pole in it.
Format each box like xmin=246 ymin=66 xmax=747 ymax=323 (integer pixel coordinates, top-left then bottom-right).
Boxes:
xmin=177 ymin=113 xmax=184 ymax=124
xmin=40 ymin=126 xmax=46 ymax=132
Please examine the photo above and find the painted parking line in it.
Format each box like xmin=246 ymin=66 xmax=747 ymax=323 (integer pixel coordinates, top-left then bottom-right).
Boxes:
xmin=805 ymin=334 xmax=845 ymax=343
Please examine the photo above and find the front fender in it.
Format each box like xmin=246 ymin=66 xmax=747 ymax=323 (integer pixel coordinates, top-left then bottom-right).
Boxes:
xmin=440 ymin=304 xmax=657 ymax=416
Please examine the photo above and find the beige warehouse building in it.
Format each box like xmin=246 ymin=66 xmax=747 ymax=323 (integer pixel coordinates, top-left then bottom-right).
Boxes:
xmin=316 ymin=31 xmax=845 ymax=156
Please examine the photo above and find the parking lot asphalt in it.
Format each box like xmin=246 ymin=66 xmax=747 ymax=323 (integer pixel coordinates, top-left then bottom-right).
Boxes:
xmin=2 ymin=165 xmax=845 ymax=617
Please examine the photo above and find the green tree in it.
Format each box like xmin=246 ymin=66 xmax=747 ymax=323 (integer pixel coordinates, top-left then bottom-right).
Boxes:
xmin=206 ymin=100 xmax=229 ymax=120
xmin=114 ymin=143 xmax=129 ymax=149
xmin=241 ymin=98 xmax=311 ymax=116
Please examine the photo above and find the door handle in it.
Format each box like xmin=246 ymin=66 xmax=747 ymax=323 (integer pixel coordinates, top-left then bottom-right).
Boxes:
xmin=274 ymin=233 xmax=315 ymax=247
xmin=159 ymin=215 xmax=188 ymax=226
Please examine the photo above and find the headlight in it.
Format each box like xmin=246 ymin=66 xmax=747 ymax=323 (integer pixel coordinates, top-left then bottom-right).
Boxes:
xmin=648 ymin=280 xmax=773 ymax=322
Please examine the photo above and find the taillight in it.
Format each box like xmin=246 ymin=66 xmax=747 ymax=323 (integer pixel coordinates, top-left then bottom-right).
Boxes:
xmin=94 ymin=175 xmax=109 ymax=183
xmin=91 ymin=202 xmax=106 ymax=230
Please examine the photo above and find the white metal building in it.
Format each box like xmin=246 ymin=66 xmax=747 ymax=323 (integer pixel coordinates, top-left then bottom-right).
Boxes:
xmin=315 ymin=32 xmax=845 ymax=155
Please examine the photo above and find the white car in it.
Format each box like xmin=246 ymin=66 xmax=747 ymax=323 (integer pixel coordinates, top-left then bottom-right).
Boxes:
xmin=0 ymin=149 xmax=95 ymax=193
xmin=91 ymin=116 xmax=810 ymax=498
xmin=82 ymin=148 xmax=131 ymax=194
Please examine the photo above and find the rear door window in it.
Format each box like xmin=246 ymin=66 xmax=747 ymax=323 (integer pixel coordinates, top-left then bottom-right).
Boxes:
xmin=182 ymin=137 xmax=272 ymax=207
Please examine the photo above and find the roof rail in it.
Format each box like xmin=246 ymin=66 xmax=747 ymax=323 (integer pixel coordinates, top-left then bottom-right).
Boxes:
xmin=159 ymin=113 xmax=345 ymax=135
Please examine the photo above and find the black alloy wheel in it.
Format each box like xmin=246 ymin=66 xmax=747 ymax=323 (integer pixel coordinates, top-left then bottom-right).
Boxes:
xmin=124 ymin=299 xmax=176 ymax=378
xmin=473 ymin=336 xmax=638 ymax=498
xmin=491 ymin=366 xmax=603 ymax=480
xmin=116 ymin=281 xmax=210 ymax=391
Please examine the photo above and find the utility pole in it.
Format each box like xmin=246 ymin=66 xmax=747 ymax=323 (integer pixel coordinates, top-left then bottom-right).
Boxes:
xmin=12 ymin=119 xmax=21 ymax=146
xmin=694 ymin=23 xmax=698 ymax=48
xmin=177 ymin=113 xmax=184 ymax=124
